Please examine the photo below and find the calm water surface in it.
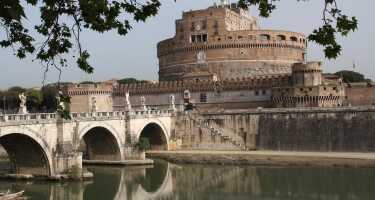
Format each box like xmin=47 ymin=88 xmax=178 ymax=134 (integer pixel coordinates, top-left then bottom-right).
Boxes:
xmin=0 ymin=159 xmax=374 ymax=200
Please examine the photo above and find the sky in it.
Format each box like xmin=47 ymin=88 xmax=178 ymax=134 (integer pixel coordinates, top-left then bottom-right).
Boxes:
xmin=0 ymin=0 xmax=374 ymax=89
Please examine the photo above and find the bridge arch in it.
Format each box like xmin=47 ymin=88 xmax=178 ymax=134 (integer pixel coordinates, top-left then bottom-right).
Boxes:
xmin=136 ymin=120 xmax=169 ymax=150
xmin=78 ymin=124 xmax=123 ymax=161
xmin=0 ymin=128 xmax=53 ymax=176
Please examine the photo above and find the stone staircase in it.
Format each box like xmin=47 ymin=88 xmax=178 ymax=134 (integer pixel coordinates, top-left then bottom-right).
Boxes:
xmin=186 ymin=112 xmax=246 ymax=150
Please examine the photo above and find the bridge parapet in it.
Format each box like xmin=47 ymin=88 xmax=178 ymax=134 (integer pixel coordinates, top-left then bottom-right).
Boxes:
xmin=0 ymin=109 xmax=176 ymax=126
xmin=0 ymin=113 xmax=58 ymax=126
xmin=130 ymin=109 xmax=175 ymax=119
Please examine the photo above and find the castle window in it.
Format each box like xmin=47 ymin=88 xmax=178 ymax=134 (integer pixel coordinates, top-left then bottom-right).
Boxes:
xmin=323 ymin=87 xmax=327 ymax=90
xmin=197 ymin=35 xmax=202 ymax=43
xmin=228 ymin=36 xmax=233 ymax=40
xmin=276 ymin=35 xmax=286 ymax=41
xmin=262 ymin=90 xmax=266 ymax=95
xmin=309 ymin=88 xmax=312 ymax=91
xmin=191 ymin=34 xmax=207 ymax=43
xmin=290 ymin=36 xmax=298 ymax=42
xmin=200 ymin=93 xmax=207 ymax=103
xmin=191 ymin=35 xmax=196 ymax=43
xmin=300 ymin=88 xmax=303 ymax=91
xmin=255 ymin=90 xmax=259 ymax=96
xmin=259 ymin=34 xmax=271 ymax=41
xmin=202 ymin=34 xmax=207 ymax=42
xmin=238 ymin=35 xmax=243 ymax=40
xmin=218 ymin=37 xmax=221 ymax=41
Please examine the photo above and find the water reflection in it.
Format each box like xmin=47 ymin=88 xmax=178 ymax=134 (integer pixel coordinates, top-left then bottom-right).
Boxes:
xmin=1 ymin=159 xmax=375 ymax=200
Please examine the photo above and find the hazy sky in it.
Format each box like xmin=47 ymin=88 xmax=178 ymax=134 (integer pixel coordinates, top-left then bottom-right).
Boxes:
xmin=1 ymin=0 xmax=374 ymax=89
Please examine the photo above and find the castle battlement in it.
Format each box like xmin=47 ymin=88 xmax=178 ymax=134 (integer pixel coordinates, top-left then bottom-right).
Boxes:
xmin=67 ymin=82 xmax=114 ymax=96
xmin=114 ymin=75 xmax=290 ymax=96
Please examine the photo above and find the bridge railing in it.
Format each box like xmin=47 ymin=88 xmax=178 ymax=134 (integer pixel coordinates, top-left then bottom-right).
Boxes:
xmin=131 ymin=109 xmax=175 ymax=117
xmin=0 ymin=113 xmax=58 ymax=122
xmin=0 ymin=109 xmax=175 ymax=124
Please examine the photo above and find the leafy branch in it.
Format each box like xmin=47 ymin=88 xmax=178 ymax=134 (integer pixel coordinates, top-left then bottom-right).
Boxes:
xmin=238 ymin=0 xmax=358 ymax=59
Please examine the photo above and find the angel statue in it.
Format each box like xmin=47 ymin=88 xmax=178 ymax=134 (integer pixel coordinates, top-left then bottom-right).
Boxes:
xmin=18 ymin=93 xmax=28 ymax=114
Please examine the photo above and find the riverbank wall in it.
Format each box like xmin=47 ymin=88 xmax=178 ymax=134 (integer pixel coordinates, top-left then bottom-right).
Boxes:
xmin=173 ymin=107 xmax=375 ymax=152
xmin=148 ymin=151 xmax=375 ymax=168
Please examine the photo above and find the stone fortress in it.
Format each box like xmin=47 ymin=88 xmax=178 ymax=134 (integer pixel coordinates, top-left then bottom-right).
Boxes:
xmin=67 ymin=1 xmax=375 ymax=113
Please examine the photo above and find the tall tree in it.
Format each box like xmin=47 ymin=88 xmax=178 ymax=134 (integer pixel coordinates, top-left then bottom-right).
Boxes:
xmin=26 ymin=89 xmax=43 ymax=112
xmin=40 ymin=85 xmax=58 ymax=112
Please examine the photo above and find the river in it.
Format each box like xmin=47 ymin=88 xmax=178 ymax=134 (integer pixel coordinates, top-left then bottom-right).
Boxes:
xmin=0 ymin=159 xmax=374 ymax=200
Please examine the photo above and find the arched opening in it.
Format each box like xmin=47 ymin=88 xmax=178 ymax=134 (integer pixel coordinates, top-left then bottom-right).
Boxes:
xmin=259 ymin=34 xmax=271 ymax=41
xmin=0 ymin=133 xmax=50 ymax=176
xmin=79 ymin=127 xmax=121 ymax=161
xmin=290 ymin=36 xmax=298 ymax=42
xmin=139 ymin=123 xmax=168 ymax=150
xmin=276 ymin=35 xmax=286 ymax=41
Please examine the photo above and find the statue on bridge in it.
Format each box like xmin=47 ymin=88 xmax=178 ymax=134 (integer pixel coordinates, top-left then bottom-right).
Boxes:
xmin=18 ymin=93 xmax=28 ymax=114
xmin=125 ymin=92 xmax=132 ymax=110
xmin=141 ymin=96 xmax=147 ymax=111
xmin=169 ymin=95 xmax=176 ymax=111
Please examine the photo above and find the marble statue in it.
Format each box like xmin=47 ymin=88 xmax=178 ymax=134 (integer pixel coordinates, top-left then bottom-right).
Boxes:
xmin=140 ymin=96 xmax=147 ymax=111
xmin=125 ymin=92 xmax=132 ymax=110
xmin=169 ymin=95 xmax=176 ymax=111
xmin=18 ymin=93 xmax=28 ymax=114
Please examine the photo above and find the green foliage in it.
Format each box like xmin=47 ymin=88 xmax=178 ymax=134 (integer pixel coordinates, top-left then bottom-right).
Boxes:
xmin=117 ymin=78 xmax=148 ymax=84
xmin=137 ymin=137 xmax=151 ymax=151
xmin=334 ymin=70 xmax=369 ymax=83
xmin=40 ymin=85 xmax=58 ymax=112
xmin=237 ymin=0 xmax=358 ymax=59
xmin=26 ymin=89 xmax=43 ymax=112
xmin=0 ymin=0 xmax=162 ymax=73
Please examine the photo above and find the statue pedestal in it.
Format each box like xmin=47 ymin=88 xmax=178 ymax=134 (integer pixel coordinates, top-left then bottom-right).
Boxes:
xmin=18 ymin=106 xmax=28 ymax=114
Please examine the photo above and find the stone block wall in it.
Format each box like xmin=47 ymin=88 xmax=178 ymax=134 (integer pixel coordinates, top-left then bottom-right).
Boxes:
xmin=256 ymin=109 xmax=375 ymax=152
xmin=345 ymin=83 xmax=375 ymax=106
xmin=175 ymin=107 xmax=375 ymax=152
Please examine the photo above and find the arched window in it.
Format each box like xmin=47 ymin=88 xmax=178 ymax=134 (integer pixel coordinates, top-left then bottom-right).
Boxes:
xmin=290 ymin=36 xmax=298 ymax=42
xmin=276 ymin=35 xmax=286 ymax=41
xmin=259 ymin=34 xmax=271 ymax=41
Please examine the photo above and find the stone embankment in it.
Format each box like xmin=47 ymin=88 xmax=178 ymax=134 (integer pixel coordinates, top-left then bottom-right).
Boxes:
xmin=147 ymin=151 xmax=375 ymax=168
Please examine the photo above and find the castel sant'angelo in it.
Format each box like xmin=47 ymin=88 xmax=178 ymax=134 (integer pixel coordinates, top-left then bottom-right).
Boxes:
xmin=67 ymin=1 xmax=375 ymax=112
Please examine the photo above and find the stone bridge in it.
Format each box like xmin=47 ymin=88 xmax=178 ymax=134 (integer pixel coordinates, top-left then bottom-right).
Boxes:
xmin=0 ymin=109 xmax=175 ymax=179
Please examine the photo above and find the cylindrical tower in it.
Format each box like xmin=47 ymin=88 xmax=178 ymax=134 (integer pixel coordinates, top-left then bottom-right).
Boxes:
xmin=157 ymin=4 xmax=307 ymax=81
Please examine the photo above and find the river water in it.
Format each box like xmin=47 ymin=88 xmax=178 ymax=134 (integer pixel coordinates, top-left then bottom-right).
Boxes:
xmin=0 ymin=159 xmax=374 ymax=200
